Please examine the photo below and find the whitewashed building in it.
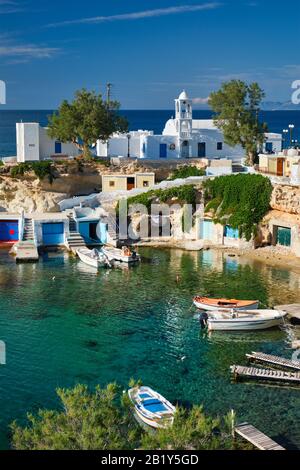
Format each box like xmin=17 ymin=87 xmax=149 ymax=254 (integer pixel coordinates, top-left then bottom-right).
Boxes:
xmin=97 ymin=91 xmax=282 ymax=161
xmin=16 ymin=123 xmax=79 ymax=163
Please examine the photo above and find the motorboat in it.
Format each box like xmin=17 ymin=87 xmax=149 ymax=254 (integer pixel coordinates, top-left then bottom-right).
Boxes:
xmin=102 ymin=246 xmax=140 ymax=264
xmin=207 ymin=309 xmax=287 ymax=331
xmin=77 ymin=248 xmax=110 ymax=269
xmin=193 ymin=296 xmax=259 ymax=311
xmin=128 ymin=386 xmax=175 ymax=429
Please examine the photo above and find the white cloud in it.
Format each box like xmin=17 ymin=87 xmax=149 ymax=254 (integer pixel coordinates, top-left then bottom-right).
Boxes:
xmin=47 ymin=3 xmax=221 ymax=27
xmin=0 ymin=44 xmax=59 ymax=60
xmin=192 ymin=97 xmax=209 ymax=104
xmin=0 ymin=0 xmax=23 ymax=14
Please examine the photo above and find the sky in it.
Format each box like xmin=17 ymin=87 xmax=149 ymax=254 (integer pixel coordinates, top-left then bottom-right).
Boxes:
xmin=0 ymin=0 xmax=300 ymax=109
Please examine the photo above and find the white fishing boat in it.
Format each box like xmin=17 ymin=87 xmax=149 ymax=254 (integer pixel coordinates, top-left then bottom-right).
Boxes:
xmin=128 ymin=386 xmax=175 ymax=429
xmin=193 ymin=296 xmax=259 ymax=311
xmin=77 ymin=248 xmax=110 ymax=269
xmin=102 ymin=246 xmax=140 ymax=264
xmin=207 ymin=309 xmax=287 ymax=331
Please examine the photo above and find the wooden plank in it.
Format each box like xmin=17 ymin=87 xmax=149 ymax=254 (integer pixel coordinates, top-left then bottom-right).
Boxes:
xmin=246 ymin=351 xmax=300 ymax=371
xmin=235 ymin=423 xmax=285 ymax=450
xmin=230 ymin=365 xmax=300 ymax=384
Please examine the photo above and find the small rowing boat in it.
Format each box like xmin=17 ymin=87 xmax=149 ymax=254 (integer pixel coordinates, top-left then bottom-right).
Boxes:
xmin=193 ymin=296 xmax=259 ymax=311
xmin=128 ymin=386 xmax=175 ymax=429
xmin=102 ymin=246 xmax=140 ymax=264
xmin=207 ymin=309 xmax=287 ymax=331
xmin=77 ymin=248 xmax=110 ymax=269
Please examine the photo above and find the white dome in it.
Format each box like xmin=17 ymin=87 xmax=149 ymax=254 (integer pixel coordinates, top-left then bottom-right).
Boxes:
xmin=178 ymin=90 xmax=189 ymax=100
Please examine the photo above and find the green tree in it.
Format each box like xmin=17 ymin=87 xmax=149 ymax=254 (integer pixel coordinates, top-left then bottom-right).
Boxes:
xmin=141 ymin=406 xmax=236 ymax=450
xmin=11 ymin=384 xmax=140 ymax=450
xmin=48 ymin=89 xmax=128 ymax=159
xmin=209 ymin=80 xmax=267 ymax=166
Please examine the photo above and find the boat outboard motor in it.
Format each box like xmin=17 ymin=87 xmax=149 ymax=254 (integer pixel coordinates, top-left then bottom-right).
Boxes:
xmin=199 ymin=311 xmax=208 ymax=329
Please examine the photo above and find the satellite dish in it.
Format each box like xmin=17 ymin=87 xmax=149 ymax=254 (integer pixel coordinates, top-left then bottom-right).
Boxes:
xmin=0 ymin=80 xmax=6 ymax=105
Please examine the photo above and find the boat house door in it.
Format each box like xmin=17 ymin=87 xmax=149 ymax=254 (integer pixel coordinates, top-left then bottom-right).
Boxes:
xmin=276 ymin=226 xmax=291 ymax=247
xmin=127 ymin=177 xmax=135 ymax=190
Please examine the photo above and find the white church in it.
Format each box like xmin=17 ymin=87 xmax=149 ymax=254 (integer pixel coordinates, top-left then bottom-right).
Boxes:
xmin=15 ymin=90 xmax=282 ymax=163
xmin=96 ymin=90 xmax=282 ymax=161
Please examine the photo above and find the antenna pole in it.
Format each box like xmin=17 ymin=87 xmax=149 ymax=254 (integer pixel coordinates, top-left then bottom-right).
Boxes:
xmin=106 ymin=83 xmax=112 ymax=106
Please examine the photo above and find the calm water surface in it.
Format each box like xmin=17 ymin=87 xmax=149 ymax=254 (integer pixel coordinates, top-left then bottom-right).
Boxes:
xmin=0 ymin=247 xmax=299 ymax=449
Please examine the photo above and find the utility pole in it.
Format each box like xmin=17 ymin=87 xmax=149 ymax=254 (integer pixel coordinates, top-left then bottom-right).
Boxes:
xmin=106 ymin=83 xmax=112 ymax=107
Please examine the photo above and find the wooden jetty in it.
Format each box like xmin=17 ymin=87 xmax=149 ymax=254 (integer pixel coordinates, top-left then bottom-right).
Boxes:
xmin=246 ymin=351 xmax=300 ymax=371
xmin=230 ymin=365 xmax=300 ymax=385
xmin=235 ymin=423 xmax=285 ymax=450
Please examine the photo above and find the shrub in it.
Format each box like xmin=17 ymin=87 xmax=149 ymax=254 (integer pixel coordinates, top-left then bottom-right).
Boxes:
xmin=169 ymin=166 xmax=205 ymax=180
xmin=10 ymin=382 xmax=246 ymax=451
xmin=10 ymin=161 xmax=55 ymax=183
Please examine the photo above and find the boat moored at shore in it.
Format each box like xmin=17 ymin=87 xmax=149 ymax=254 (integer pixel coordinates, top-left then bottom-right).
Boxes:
xmin=102 ymin=246 xmax=141 ymax=264
xmin=77 ymin=248 xmax=110 ymax=269
xmin=193 ymin=296 xmax=259 ymax=311
xmin=207 ymin=309 xmax=287 ymax=331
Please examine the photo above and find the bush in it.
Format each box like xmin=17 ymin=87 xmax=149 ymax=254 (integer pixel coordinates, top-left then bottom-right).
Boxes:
xmin=10 ymin=161 xmax=55 ymax=183
xmin=0 ymin=159 xmax=4 ymax=167
xmin=169 ymin=166 xmax=205 ymax=180
xmin=203 ymin=174 xmax=273 ymax=240
xmin=10 ymin=382 xmax=246 ymax=451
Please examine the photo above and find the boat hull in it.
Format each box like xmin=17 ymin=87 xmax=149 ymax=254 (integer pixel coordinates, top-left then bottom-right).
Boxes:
xmin=208 ymin=317 xmax=283 ymax=331
xmin=77 ymin=249 xmax=106 ymax=269
xmin=102 ymin=247 xmax=140 ymax=264
xmin=128 ymin=386 xmax=175 ymax=429
xmin=193 ymin=298 xmax=259 ymax=311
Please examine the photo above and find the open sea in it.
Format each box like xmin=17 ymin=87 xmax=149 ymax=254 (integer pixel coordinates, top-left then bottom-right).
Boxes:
xmin=0 ymin=248 xmax=299 ymax=450
xmin=1 ymin=109 xmax=300 ymax=157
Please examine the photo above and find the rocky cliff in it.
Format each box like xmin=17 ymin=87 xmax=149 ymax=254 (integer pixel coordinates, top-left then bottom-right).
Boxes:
xmin=270 ymin=184 xmax=300 ymax=215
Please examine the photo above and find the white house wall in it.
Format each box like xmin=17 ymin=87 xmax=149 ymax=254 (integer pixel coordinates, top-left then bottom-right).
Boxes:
xmin=16 ymin=123 xmax=40 ymax=162
xmin=39 ymin=127 xmax=79 ymax=159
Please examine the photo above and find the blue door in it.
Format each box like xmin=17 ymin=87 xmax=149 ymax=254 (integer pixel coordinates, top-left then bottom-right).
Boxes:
xmin=42 ymin=223 xmax=64 ymax=245
xmin=224 ymin=225 xmax=239 ymax=239
xmin=0 ymin=220 xmax=19 ymax=241
xmin=159 ymin=144 xmax=167 ymax=158
xmin=198 ymin=142 xmax=206 ymax=157
xmin=200 ymin=220 xmax=213 ymax=240
xmin=55 ymin=141 xmax=62 ymax=154
xmin=277 ymin=226 xmax=291 ymax=247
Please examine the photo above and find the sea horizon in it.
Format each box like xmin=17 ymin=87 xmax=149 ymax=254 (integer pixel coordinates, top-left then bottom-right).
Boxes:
xmin=1 ymin=109 xmax=300 ymax=158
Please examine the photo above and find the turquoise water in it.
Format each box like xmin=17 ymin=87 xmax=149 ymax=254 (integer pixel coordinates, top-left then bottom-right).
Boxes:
xmin=0 ymin=247 xmax=299 ymax=449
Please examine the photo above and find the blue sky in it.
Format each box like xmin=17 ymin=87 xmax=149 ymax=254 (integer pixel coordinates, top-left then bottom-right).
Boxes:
xmin=0 ymin=0 xmax=300 ymax=109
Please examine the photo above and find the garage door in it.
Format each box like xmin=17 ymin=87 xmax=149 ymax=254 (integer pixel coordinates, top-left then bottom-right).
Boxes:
xmin=42 ymin=223 xmax=64 ymax=245
xmin=200 ymin=220 xmax=214 ymax=240
xmin=0 ymin=220 xmax=19 ymax=242
xmin=277 ymin=226 xmax=291 ymax=247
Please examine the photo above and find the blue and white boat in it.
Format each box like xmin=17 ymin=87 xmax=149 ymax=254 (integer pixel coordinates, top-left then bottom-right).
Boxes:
xmin=128 ymin=386 xmax=175 ymax=429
